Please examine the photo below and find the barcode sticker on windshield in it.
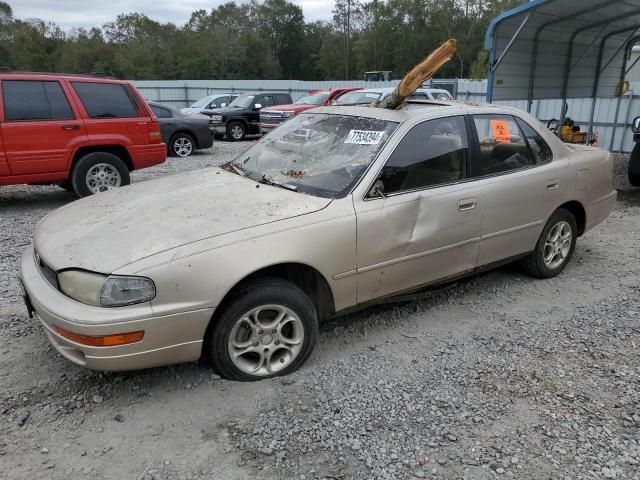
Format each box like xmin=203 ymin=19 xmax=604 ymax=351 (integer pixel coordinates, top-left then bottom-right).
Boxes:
xmin=344 ymin=130 xmax=385 ymax=145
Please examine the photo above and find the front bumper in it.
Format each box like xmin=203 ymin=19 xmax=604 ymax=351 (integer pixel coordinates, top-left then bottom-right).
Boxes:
xmin=210 ymin=124 xmax=226 ymax=136
xmin=20 ymin=245 xmax=213 ymax=371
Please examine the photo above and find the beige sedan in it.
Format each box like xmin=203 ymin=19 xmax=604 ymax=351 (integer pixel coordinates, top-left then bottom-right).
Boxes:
xmin=20 ymin=101 xmax=616 ymax=381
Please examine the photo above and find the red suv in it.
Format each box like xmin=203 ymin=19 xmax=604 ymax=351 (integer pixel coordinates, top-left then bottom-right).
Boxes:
xmin=259 ymin=87 xmax=362 ymax=134
xmin=0 ymin=73 xmax=166 ymax=196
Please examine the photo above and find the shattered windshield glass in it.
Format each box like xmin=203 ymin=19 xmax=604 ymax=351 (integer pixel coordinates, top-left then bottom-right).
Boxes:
xmin=226 ymin=113 xmax=398 ymax=198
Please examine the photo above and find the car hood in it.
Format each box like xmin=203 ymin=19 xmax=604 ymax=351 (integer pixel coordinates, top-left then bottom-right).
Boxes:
xmin=203 ymin=107 xmax=245 ymax=116
xmin=35 ymin=169 xmax=331 ymax=273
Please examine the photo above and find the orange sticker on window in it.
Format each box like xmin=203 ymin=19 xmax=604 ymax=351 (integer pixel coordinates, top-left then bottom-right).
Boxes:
xmin=491 ymin=120 xmax=511 ymax=143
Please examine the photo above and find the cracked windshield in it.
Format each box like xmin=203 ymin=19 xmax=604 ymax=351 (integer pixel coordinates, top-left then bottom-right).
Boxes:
xmin=228 ymin=113 xmax=398 ymax=197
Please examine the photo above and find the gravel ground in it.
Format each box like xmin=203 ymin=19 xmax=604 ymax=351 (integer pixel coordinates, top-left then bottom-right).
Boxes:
xmin=0 ymin=146 xmax=639 ymax=480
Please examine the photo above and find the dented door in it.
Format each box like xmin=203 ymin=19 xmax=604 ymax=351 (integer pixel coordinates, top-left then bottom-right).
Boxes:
xmin=353 ymin=183 xmax=482 ymax=303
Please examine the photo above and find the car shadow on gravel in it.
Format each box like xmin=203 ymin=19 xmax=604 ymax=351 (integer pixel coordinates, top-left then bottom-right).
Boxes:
xmin=617 ymin=188 xmax=640 ymax=207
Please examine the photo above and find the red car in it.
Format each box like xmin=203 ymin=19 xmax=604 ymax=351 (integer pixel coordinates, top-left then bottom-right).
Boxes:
xmin=258 ymin=87 xmax=362 ymax=134
xmin=0 ymin=73 xmax=166 ymax=197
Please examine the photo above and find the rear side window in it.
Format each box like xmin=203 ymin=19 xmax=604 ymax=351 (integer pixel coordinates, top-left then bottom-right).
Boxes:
xmin=376 ymin=116 xmax=469 ymax=194
xmin=515 ymin=117 xmax=552 ymax=164
xmin=2 ymin=80 xmax=75 ymax=121
xmin=150 ymin=105 xmax=172 ymax=118
xmin=72 ymin=82 xmax=139 ymax=118
xmin=473 ymin=115 xmax=534 ymax=176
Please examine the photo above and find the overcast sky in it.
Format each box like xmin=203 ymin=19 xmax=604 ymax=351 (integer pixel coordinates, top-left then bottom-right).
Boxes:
xmin=8 ymin=0 xmax=332 ymax=29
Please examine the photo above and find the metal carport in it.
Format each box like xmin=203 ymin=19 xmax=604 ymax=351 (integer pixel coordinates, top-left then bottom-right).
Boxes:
xmin=485 ymin=0 xmax=640 ymax=137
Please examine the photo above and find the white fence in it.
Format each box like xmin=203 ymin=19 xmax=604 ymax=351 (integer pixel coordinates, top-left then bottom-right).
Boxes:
xmin=132 ymin=78 xmax=639 ymax=153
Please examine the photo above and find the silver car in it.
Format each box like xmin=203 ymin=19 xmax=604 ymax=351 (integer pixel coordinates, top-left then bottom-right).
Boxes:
xmin=20 ymin=101 xmax=616 ymax=381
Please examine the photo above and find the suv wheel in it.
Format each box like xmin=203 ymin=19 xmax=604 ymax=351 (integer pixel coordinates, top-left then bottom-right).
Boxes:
xmin=169 ymin=133 xmax=195 ymax=157
xmin=227 ymin=121 xmax=246 ymax=141
xmin=206 ymin=278 xmax=318 ymax=381
xmin=522 ymin=208 xmax=577 ymax=278
xmin=629 ymin=143 xmax=640 ymax=186
xmin=71 ymin=152 xmax=130 ymax=197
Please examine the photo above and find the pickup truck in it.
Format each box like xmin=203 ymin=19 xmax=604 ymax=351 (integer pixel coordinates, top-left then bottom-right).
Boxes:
xmin=259 ymin=87 xmax=362 ymax=134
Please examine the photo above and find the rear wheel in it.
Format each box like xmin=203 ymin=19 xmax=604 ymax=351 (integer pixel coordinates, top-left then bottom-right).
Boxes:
xmin=522 ymin=208 xmax=577 ymax=278
xmin=629 ymin=143 xmax=640 ymax=186
xmin=169 ymin=132 xmax=195 ymax=157
xmin=70 ymin=152 xmax=130 ymax=197
xmin=226 ymin=121 xmax=246 ymax=141
xmin=206 ymin=278 xmax=318 ymax=381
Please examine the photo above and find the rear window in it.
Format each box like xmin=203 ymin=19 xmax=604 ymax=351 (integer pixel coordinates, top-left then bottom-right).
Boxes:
xmin=2 ymin=80 xmax=75 ymax=121
xmin=72 ymin=82 xmax=140 ymax=118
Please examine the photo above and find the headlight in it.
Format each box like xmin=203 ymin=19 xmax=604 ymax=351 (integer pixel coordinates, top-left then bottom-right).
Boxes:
xmin=282 ymin=111 xmax=294 ymax=118
xmin=210 ymin=115 xmax=223 ymax=123
xmin=57 ymin=270 xmax=155 ymax=307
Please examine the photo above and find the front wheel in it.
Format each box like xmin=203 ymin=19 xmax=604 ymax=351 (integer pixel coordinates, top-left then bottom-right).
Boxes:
xmin=206 ymin=278 xmax=318 ymax=381
xmin=521 ymin=208 xmax=577 ymax=278
xmin=226 ymin=121 xmax=246 ymax=141
xmin=70 ymin=152 xmax=130 ymax=197
xmin=629 ymin=143 xmax=640 ymax=186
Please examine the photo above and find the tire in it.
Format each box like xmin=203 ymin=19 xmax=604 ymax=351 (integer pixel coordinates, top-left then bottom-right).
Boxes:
xmin=206 ymin=278 xmax=318 ymax=381
xmin=521 ymin=208 xmax=577 ymax=279
xmin=226 ymin=121 xmax=246 ymax=141
xmin=629 ymin=143 xmax=640 ymax=187
xmin=70 ymin=152 xmax=130 ymax=198
xmin=169 ymin=132 xmax=195 ymax=157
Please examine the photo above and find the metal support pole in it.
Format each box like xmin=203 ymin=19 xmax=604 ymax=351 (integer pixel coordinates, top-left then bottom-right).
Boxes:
xmin=491 ymin=13 xmax=531 ymax=73
xmin=610 ymin=94 xmax=624 ymax=151
xmin=620 ymin=91 xmax=634 ymax=153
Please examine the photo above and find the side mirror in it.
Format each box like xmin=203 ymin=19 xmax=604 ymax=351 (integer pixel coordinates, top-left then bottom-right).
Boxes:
xmin=633 ymin=116 xmax=640 ymax=134
xmin=367 ymin=180 xmax=386 ymax=199
xmin=221 ymin=103 xmax=227 ymax=107
xmin=254 ymin=103 xmax=263 ymax=110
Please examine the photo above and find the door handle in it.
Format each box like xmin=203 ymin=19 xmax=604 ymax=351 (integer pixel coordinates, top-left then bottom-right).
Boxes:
xmin=457 ymin=198 xmax=477 ymax=211
xmin=546 ymin=182 xmax=559 ymax=190
xmin=61 ymin=124 xmax=81 ymax=131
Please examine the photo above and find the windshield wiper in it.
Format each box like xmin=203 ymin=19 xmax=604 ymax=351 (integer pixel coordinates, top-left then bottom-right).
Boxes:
xmin=260 ymin=175 xmax=298 ymax=192
xmin=230 ymin=164 xmax=246 ymax=176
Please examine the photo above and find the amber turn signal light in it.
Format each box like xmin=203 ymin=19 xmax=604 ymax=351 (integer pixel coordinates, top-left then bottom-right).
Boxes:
xmin=56 ymin=327 xmax=144 ymax=347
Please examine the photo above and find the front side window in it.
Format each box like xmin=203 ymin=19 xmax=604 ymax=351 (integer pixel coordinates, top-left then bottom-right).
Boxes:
xmin=262 ymin=96 xmax=275 ymax=107
xmin=3 ymin=80 xmax=74 ymax=121
xmin=374 ymin=116 xmax=469 ymax=195
xmin=226 ymin=113 xmax=398 ymax=198
xmin=72 ymin=82 xmax=139 ymax=118
xmin=209 ymin=96 xmax=229 ymax=109
xmin=473 ymin=115 xmax=534 ymax=176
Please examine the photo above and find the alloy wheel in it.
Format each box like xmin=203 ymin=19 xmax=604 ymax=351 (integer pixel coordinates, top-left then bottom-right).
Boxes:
xmin=543 ymin=221 xmax=572 ymax=269
xmin=173 ymin=137 xmax=193 ymax=157
xmin=227 ymin=304 xmax=304 ymax=377
xmin=85 ymin=163 xmax=122 ymax=194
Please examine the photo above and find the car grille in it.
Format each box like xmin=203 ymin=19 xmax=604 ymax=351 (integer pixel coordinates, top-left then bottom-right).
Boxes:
xmin=260 ymin=112 xmax=288 ymax=125
xmin=36 ymin=252 xmax=59 ymax=289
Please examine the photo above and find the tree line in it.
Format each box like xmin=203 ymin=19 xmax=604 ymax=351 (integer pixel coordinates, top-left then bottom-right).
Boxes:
xmin=0 ymin=0 xmax=521 ymax=81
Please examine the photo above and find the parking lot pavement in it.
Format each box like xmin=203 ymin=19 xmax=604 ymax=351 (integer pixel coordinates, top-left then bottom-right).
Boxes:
xmin=1 ymin=150 xmax=639 ymax=480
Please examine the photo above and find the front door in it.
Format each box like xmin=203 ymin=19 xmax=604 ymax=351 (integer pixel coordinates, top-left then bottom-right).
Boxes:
xmin=1 ymin=79 xmax=87 ymax=175
xmin=354 ymin=116 xmax=483 ymax=303
xmin=470 ymin=114 xmax=565 ymax=266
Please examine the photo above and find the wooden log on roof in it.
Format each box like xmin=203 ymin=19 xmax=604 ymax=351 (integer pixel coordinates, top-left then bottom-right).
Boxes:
xmin=375 ymin=39 xmax=457 ymax=110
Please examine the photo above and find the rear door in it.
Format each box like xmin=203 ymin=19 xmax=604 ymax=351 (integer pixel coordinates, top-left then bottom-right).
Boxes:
xmin=69 ymin=81 xmax=151 ymax=147
xmin=1 ymin=79 xmax=88 ymax=175
xmin=470 ymin=114 xmax=563 ymax=266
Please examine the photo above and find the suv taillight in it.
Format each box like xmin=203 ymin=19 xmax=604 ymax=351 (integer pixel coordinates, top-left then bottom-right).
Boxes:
xmin=148 ymin=122 xmax=162 ymax=144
